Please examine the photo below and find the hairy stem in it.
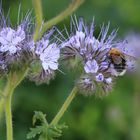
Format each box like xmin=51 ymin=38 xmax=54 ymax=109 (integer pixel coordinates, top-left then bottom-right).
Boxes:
xmin=0 ymin=68 xmax=29 ymax=140
xmin=50 ymin=86 xmax=78 ymax=125
xmin=0 ymin=98 xmax=4 ymax=119
xmin=4 ymin=78 xmax=14 ymax=140
xmin=32 ymin=0 xmax=43 ymax=41
xmin=40 ymin=0 xmax=84 ymax=37
xmin=5 ymin=97 xmax=12 ymax=140
xmin=0 ymin=68 xmax=28 ymax=118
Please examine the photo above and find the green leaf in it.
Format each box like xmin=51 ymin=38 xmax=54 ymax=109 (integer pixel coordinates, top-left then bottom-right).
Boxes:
xmin=27 ymin=111 xmax=68 ymax=140
xmin=33 ymin=111 xmax=48 ymax=125
xmin=47 ymin=123 xmax=68 ymax=139
xmin=27 ymin=126 xmax=44 ymax=139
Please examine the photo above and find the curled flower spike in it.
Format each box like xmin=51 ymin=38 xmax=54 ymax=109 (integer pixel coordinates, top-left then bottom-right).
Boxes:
xmin=29 ymin=27 xmax=60 ymax=84
xmin=59 ymin=16 xmax=129 ymax=97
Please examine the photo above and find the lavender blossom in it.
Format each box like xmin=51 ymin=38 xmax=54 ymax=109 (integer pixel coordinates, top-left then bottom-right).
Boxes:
xmin=0 ymin=7 xmax=60 ymax=84
xmin=59 ymin=16 xmax=123 ymax=97
xmin=84 ymin=60 xmax=99 ymax=73
xmin=0 ymin=8 xmax=34 ymax=76
xmin=35 ymin=38 xmax=60 ymax=72
xmin=29 ymin=28 xmax=60 ymax=84
xmin=0 ymin=26 xmax=25 ymax=54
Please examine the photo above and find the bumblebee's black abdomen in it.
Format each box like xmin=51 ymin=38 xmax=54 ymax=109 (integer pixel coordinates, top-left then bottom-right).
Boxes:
xmin=113 ymin=58 xmax=126 ymax=72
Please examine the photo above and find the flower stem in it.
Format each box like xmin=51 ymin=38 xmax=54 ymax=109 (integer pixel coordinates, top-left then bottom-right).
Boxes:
xmin=32 ymin=0 xmax=43 ymax=41
xmin=0 ymin=98 xmax=4 ymax=119
xmin=2 ymin=73 xmax=15 ymax=140
xmin=0 ymin=68 xmax=28 ymax=119
xmin=4 ymin=84 xmax=14 ymax=140
xmin=40 ymin=0 xmax=84 ymax=37
xmin=0 ymin=68 xmax=29 ymax=140
xmin=50 ymin=86 xmax=78 ymax=125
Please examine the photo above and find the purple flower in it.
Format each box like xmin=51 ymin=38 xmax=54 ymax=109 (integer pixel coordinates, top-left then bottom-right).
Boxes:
xmin=95 ymin=73 xmax=104 ymax=82
xmin=59 ymin=16 xmax=121 ymax=96
xmin=0 ymin=26 xmax=25 ymax=54
xmin=0 ymin=7 xmax=34 ymax=76
xmin=35 ymin=38 xmax=60 ymax=72
xmin=84 ymin=60 xmax=99 ymax=73
xmin=105 ymin=77 xmax=112 ymax=84
xmin=29 ymin=28 xmax=60 ymax=84
xmin=0 ymin=6 xmax=61 ymax=85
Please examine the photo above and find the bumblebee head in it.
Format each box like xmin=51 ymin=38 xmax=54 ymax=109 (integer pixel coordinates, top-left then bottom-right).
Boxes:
xmin=109 ymin=48 xmax=122 ymax=56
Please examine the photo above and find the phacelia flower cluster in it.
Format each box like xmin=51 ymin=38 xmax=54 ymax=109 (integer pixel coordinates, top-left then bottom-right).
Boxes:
xmin=0 ymin=6 xmax=132 ymax=96
xmin=0 ymin=11 xmax=33 ymax=73
xmin=60 ymin=16 xmax=127 ymax=96
xmin=0 ymin=11 xmax=60 ymax=84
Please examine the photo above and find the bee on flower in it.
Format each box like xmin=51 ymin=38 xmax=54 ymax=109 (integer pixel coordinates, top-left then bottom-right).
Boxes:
xmin=58 ymin=16 xmax=136 ymax=97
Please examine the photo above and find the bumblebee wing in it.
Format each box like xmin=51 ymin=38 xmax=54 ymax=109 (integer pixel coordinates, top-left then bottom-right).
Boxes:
xmin=122 ymin=53 xmax=138 ymax=61
xmin=122 ymin=53 xmax=138 ymax=72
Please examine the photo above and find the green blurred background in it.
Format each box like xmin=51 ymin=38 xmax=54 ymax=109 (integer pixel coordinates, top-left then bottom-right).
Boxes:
xmin=0 ymin=0 xmax=140 ymax=140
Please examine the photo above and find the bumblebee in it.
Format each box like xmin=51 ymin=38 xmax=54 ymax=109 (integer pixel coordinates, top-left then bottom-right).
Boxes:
xmin=108 ymin=48 xmax=136 ymax=76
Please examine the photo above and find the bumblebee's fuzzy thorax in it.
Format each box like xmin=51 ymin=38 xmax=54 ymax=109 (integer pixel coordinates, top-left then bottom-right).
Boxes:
xmin=108 ymin=48 xmax=127 ymax=76
xmin=111 ymin=57 xmax=127 ymax=76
